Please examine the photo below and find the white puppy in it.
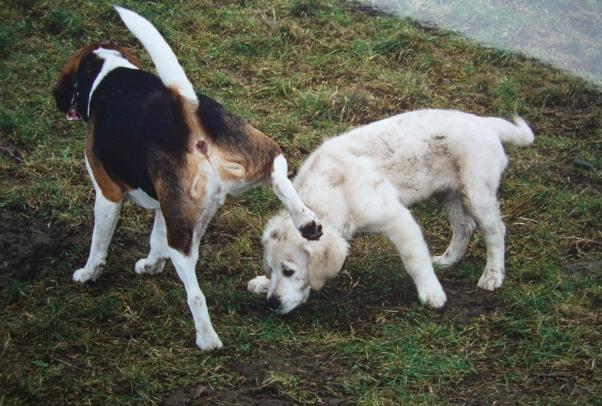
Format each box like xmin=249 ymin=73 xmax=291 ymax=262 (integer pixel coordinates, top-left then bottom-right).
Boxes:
xmin=248 ymin=109 xmax=534 ymax=314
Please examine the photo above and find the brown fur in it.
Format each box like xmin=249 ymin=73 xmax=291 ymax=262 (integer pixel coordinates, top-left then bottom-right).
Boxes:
xmin=84 ymin=122 xmax=125 ymax=202
xmin=53 ymin=42 xmax=140 ymax=113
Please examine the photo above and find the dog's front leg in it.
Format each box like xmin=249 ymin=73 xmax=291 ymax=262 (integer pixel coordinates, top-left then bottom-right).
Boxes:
xmin=270 ymin=155 xmax=322 ymax=240
xmin=74 ymin=157 xmax=123 ymax=283
xmin=247 ymin=275 xmax=270 ymax=294
xmin=384 ymin=205 xmax=447 ymax=309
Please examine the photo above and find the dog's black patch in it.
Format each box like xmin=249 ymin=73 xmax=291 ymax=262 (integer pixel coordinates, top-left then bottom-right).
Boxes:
xmin=73 ymin=53 xmax=104 ymax=119
xmin=196 ymin=93 xmax=246 ymax=146
xmin=195 ymin=93 xmax=279 ymax=170
xmin=91 ymin=67 xmax=189 ymax=198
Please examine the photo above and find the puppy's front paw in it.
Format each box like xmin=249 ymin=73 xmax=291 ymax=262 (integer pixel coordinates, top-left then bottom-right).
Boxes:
xmin=418 ymin=283 xmax=447 ymax=309
xmin=299 ymin=221 xmax=323 ymax=241
xmin=73 ymin=267 xmax=101 ymax=283
xmin=196 ymin=332 xmax=224 ymax=352
xmin=247 ymin=275 xmax=270 ymax=294
xmin=135 ymin=258 xmax=166 ymax=275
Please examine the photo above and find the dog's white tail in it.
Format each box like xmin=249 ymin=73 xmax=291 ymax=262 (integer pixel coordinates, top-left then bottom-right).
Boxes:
xmin=490 ymin=115 xmax=535 ymax=146
xmin=114 ymin=6 xmax=197 ymax=103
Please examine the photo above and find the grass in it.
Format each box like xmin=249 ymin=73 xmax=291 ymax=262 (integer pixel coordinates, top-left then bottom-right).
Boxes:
xmin=1 ymin=0 xmax=601 ymax=404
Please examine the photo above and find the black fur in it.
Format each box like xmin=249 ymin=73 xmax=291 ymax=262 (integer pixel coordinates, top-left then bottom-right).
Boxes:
xmin=75 ymin=53 xmax=105 ymax=120
xmin=196 ymin=93 xmax=279 ymax=170
xmin=90 ymin=67 xmax=189 ymax=198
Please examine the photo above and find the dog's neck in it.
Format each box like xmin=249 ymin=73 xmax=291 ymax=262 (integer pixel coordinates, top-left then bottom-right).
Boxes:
xmin=73 ymin=47 xmax=138 ymax=120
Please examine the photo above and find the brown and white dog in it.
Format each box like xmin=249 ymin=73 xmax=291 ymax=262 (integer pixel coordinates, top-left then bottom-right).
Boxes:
xmin=53 ymin=7 xmax=321 ymax=351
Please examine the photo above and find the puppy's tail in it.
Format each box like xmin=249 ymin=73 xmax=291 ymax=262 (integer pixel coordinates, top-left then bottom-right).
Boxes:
xmin=114 ymin=6 xmax=197 ymax=103
xmin=493 ymin=115 xmax=535 ymax=147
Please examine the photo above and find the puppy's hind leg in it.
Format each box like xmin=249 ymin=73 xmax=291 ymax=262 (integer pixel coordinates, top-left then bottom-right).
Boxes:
xmin=432 ymin=193 xmax=476 ymax=268
xmin=384 ymin=204 xmax=447 ymax=309
xmin=269 ymin=154 xmax=322 ymax=240
xmin=135 ymin=209 xmax=169 ymax=275
xmin=74 ymin=156 xmax=122 ymax=283
xmin=463 ymin=188 xmax=506 ymax=291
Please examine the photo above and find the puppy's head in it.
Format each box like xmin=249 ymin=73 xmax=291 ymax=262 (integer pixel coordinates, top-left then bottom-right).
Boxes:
xmin=262 ymin=213 xmax=348 ymax=314
xmin=52 ymin=41 xmax=140 ymax=113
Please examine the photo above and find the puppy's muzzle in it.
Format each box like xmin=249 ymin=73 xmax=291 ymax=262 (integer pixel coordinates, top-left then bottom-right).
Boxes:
xmin=266 ymin=295 xmax=282 ymax=310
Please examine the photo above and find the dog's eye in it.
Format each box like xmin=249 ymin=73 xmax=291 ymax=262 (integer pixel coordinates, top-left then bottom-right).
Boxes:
xmin=282 ymin=267 xmax=295 ymax=277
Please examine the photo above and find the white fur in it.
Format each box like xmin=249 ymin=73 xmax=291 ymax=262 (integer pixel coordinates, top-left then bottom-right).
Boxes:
xmin=270 ymin=154 xmax=320 ymax=231
xmin=114 ymin=6 xmax=198 ymax=102
xmin=87 ymin=48 xmax=138 ymax=116
xmin=74 ymin=155 xmax=122 ymax=283
xmin=126 ymin=188 xmax=160 ymax=210
xmin=249 ymin=109 xmax=534 ymax=313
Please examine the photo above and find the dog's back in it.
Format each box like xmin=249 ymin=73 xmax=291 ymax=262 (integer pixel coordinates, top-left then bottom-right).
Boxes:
xmin=294 ymin=109 xmax=533 ymax=209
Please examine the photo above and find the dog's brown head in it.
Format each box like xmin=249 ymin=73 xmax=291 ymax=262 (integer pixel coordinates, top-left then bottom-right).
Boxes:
xmin=53 ymin=41 xmax=140 ymax=114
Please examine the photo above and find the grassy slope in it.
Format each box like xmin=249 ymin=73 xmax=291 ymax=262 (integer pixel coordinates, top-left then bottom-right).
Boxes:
xmin=1 ymin=0 xmax=600 ymax=404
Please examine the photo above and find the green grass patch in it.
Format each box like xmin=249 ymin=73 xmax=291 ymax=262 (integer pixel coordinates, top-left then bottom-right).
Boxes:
xmin=0 ymin=0 xmax=600 ymax=404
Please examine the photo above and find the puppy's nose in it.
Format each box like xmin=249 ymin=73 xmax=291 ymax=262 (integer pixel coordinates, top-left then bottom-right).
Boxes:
xmin=266 ymin=295 xmax=282 ymax=310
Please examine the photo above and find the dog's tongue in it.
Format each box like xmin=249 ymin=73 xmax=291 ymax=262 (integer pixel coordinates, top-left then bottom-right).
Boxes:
xmin=66 ymin=106 xmax=80 ymax=121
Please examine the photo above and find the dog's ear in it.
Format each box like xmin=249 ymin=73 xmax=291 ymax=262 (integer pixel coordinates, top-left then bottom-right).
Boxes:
xmin=53 ymin=46 xmax=94 ymax=113
xmin=305 ymin=228 xmax=348 ymax=291
xmin=262 ymin=246 xmax=272 ymax=278
xmin=53 ymin=66 xmax=76 ymax=113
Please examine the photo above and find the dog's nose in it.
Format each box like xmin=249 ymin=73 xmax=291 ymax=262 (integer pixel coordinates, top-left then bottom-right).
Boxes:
xmin=266 ymin=295 xmax=282 ymax=310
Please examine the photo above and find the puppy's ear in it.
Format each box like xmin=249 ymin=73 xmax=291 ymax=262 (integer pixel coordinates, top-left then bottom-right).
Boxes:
xmin=262 ymin=246 xmax=272 ymax=278
xmin=305 ymin=228 xmax=348 ymax=291
xmin=262 ymin=214 xmax=290 ymax=278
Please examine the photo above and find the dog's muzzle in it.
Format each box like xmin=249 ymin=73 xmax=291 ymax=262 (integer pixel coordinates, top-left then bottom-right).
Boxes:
xmin=266 ymin=295 xmax=282 ymax=310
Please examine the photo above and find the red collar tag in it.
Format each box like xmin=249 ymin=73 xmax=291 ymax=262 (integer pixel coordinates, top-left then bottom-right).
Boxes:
xmin=66 ymin=106 xmax=81 ymax=121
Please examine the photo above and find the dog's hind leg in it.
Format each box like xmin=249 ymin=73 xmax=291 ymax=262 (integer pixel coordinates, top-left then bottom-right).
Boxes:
xmin=159 ymin=181 xmax=223 ymax=351
xmin=432 ymin=193 xmax=476 ymax=268
xmin=169 ymin=241 xmax=223 ymax=351
xmin=270 ymin=154 xmax=322 ymax=241
xmin=73 ymin=156 xmax=123 ymax=283
xmin=462 ymin=186 xmax=506 ymax=291
xmin=135 ymin=209 xmax=169 ymax=275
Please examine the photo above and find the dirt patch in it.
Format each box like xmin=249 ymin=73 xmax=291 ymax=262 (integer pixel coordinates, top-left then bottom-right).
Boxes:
xmin=161 ymin=350 xmax=349 ymax=405
xmin=437 ymin=279 xmax=502 ymax=327
xmin=560 ymin=260 xmax=602 ymax=278
xmin=0 ymin=206 xmax=84 ymax=287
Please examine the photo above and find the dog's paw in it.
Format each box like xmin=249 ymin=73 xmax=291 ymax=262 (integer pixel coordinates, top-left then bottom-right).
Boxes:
xmin=247 ymin=275 xmax=270 ymax=294
xmin=299 ymin=221 xmax=323 ymax=241
xmin=73 ymin=267 xmax=102 ymax=283
xmin=135 ymin=258 xmax=166 ymax=275
xmin=418 ymin=284 xmax=447 ymax=309
xmin=432 ymin=255 xmax=454 ymax=269
xmin=196 ymin=332 xmax=224 ymax=352
xmin=477 ymin=269 xmax=504 ymax=291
